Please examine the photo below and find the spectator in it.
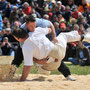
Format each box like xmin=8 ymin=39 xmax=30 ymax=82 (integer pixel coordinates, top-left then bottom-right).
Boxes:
xmin=3 ymin=2 xmax=13 ymax=18
xmin=7 ymin=0 xmax=17 ymax=4
xmin=1 ymin=37 xmax=16 ymax=55
xmin=9 ymin=6 xmax=18 ymax=24
xmin=54 ymin=22 xmax=60 ymax=36
xmin=31 ymin=8 xmax=41 ymax=18
xmin=74 ymin=0 xmax=82 ymax=6
xmin=0 ymin=13 xmax=3 ymax=31
xmin=58 ymin=13 xmax=65 ymax=24
xmin=62 ymin=6 xmax=71 ymax=22
xmin=32 ymin=13 xmax=37 ymax=18
xmin=67 ymin=0 xmax=74 ymax=8
xmin=81 ymin=18 xmax=90 ymax=30
xmin=50 ymin=0 xmax=57 ymax=12
xmin=68 ymin=41 xmax=90 ymax=65
xmin=43 ymin=14 xmax=49 ymax=20
xmin=43 ymin=6 xmax=49 ymax=15
xmin=71 ymin=7 xmax=80 ymax=19
xmin=17 ymin=8 xmax=26 ymax=24
xmin=56 ymin=1 xmax=65 ymax=12
xmin=60 ymin=23 xmax=68 ymax=32
xmin=23 ymin=2 xmax=32 ymax=15
xmin=79 ymin=24 xmax=85 ymax=34
xmin=34 ymin=2 xmax=42 ymax=16
xmin=87 ymin=14 xmax=90 ymax=25
xmin=15 ymin=0 xmax=22 ymax=8
xmin=67 ymin=24 xmax=73 ymax=31
xmin=21 ymin=0 xmax=32 ymax=5
xmin=36 ymin=0 xmax=44 ymax=8
xmin=0 ymin=30 xmax=3 ymax=41
xmin=77 ymin=12 xmax=84 ymax=25
xmin=67 ymin=0 xmax=78 ymax=11
xmin=51 ymin=15 xmax=58 ymax=23
xmin=0 ymin=0 xmax=7 ymax=12
xmin=69 ymin=18 xmax=77 ymax=27
xmin=76 ymin=41 xmax=90 ymax=66
xmin=60 ymin=0 xmax=68 ymax=6
xmin=69 ymin=24 xmax=79 ymax=55
xmin=13 ymin=21 xmax=21 ymax=27
xmin=78 ymin=12 xmax=84 ymax=19
xmin=2 ymin=28 xmax=18 ymax=45
xmin=3 ymin=17 xmax=9 ymax=28
xmin=53 ymin=6 xmax=62 ymax=16
xmin=6 ymin=21 xmax=10 ymax=28
xmin=83 ymin=7 xmax=90 ymax=18
xmin=78 ymin=0 xmax=90 ymax=13
xmin=73 ymin=24 xmax=79 ymax=31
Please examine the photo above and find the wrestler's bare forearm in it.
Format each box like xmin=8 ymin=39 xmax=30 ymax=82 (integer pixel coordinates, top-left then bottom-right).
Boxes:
xmin=20 ymin=66 xmax=31 ymax=81
xmin=33 ymin=58 xmax=48 ymax=65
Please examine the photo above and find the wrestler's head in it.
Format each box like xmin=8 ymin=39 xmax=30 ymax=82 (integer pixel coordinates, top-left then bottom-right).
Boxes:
xmin=25 ymin=15 xmax=36 ymax=32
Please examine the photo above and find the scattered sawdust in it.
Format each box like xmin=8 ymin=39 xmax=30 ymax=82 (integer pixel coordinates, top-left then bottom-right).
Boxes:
xmin=0 ymin=74 xmax=90 ymax=90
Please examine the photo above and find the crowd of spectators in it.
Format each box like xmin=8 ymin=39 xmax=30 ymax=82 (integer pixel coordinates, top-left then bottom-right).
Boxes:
xmin=0 ymin=0 xmax=90 ymax=65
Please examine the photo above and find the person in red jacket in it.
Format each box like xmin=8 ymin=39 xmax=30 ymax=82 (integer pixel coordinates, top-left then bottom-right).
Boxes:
xmin=78 ymin=0 xmax=90 ymax=13
xmin=23 ymin=2 xmax=31 ymax=15
xmin=72 ymin=8 xmax=79 ymax=19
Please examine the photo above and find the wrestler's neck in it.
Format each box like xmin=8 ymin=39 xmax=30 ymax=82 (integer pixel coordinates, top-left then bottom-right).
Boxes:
xmin=21 ymin=35 xmax=29 ymax=43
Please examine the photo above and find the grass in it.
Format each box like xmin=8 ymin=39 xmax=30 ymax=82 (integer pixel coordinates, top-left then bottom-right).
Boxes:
xmin=18 ymin=62 xmax=90 ymax=75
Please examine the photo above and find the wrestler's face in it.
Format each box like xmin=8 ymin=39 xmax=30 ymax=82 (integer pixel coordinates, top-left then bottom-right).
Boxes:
xmin=26 ymin=21 xmax=36 ymax=32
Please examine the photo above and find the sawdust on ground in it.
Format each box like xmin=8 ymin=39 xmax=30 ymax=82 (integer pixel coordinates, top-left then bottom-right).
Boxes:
xmin=0 ymin=74 xmax=90 ymax=90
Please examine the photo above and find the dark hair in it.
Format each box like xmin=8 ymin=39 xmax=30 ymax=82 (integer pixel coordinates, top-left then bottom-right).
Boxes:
xmin=12 ymin=27 xmax=28 ymax=39
xmin=25 ymin=15 xmax=36 ymax=24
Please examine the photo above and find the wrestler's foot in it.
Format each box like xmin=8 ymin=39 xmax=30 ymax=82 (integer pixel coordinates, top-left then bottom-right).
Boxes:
xmin=6 ymin=65 xmax=17 ymax=80
xmin=66 ymin=75 xmax=76 ymax=81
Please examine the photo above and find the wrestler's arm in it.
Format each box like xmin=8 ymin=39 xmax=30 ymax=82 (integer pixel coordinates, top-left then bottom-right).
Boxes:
xmin=20 ymin=58 xmax=47 ymax=81
xmin=33 ymin=58 xmax=48 ymax=65
xmin=20 ymin=65 xmax=31 ymax=81
xmin=40 ymin=18 xmax=58 ymax=43
xmin=20 ymin=47 xmax=33 ymax=81
xmin=20 ymin=58 xmax=48 ymax=81
xmin=50 ymin=21 xmax=58 ymax=43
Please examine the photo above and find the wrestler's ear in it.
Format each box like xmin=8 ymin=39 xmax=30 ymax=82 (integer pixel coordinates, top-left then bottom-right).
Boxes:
xmin=25 ymin=23 xmax=28 ymax=28
xmin=25 ymin=23 xmax=27 ymax=27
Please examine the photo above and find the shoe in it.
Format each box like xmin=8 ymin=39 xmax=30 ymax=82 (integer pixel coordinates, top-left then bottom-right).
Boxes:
xmin=83 ymin=32 xmax=90 ymax=43
xmin=66 ymin=75 xmax=76 ymax=81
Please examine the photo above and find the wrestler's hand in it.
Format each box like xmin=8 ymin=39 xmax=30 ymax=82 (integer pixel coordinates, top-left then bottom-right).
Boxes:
xmin=38 ymin=59 xmax=48 ymax=65
xmin=53 ymin=37 xmax=58 ymax=43
xmin=33 ymin=58 xmax=48 ymax=65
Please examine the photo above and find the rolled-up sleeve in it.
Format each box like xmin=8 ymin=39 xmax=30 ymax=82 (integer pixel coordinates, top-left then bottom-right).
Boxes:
xmin=36 ymin=18 xmax=51 ymax=28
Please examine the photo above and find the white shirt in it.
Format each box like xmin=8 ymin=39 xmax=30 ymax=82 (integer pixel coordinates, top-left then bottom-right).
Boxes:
xmin=22 ymin=27 xmax=54 ymax=66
